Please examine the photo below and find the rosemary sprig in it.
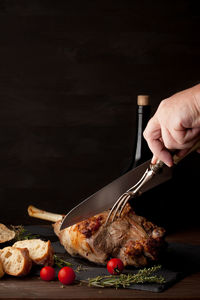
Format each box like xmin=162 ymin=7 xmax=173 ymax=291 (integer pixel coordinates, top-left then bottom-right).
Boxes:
xmin=11 ymin=225 xmax=39 ymax=241
xmin=88 ymin=265 xmax=165 ymax=288
xmin=54 ymin=254 xmax=72 ymax=268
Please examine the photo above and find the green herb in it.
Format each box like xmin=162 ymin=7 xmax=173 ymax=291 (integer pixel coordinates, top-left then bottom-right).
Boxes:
xmin=11 ymin=225 xmax=39 ymax=241
xmin=87 ymin=265 xmax=165 ymax=288
xmin=75 ymin=264 xmax=88 ymax=273
xmin=54 ymin=254 xmax=72 ymax=268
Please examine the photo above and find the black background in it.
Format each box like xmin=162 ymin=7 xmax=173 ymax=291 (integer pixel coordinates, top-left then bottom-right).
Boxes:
xmin=0 ymin=0 xmax=199 ymax=232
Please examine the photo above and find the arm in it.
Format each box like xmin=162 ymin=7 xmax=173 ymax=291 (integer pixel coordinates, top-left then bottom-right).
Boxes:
xmin=143 ymin=84 xmax=200 ymax=167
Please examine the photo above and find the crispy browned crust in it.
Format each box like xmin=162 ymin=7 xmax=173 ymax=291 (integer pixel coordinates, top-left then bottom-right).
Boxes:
xmin=53 ymin=221 xmax=95 ymax=258
xmin=53 ymin=217 xmax=108 ymax=264
xmin=77 ymin=215 xmax=104 ymax=238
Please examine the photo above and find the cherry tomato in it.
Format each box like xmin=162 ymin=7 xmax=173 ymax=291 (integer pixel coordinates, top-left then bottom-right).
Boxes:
xmin=40 ymin=266 xmax=55 ymax=281
xmin=107 ymin=258 xmax=124 ymax=275
xmin=58 ymin=267 xmax=76 ymax=285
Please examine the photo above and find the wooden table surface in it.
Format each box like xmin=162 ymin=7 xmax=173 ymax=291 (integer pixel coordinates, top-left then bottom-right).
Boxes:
xmin=0 ymin=228 xmax=200 ymax=300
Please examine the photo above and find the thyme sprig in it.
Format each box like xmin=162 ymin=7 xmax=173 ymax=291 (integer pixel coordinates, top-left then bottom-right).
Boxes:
xmin=11 ymin=225 xmax=39 ymax=241
xmin=54 ymin=254 xmax=72 ymax=268
xmin=75 ymin=264 xmax=88 ymax=273
xmin=88 ymin=265 xmax=165 ymax=288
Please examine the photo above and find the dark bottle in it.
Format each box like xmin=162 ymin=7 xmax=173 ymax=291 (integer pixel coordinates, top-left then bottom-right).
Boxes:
xmin=125 ymin=95 xmax=152 ymax=172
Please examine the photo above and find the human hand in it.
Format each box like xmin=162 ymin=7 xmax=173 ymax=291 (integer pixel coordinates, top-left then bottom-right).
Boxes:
xmin=143 ymin=84 xmax=200 ymax=167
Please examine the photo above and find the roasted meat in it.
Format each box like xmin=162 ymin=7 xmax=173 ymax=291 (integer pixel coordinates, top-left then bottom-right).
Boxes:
xmin=28 ymin=204 xmax=166 ymax=267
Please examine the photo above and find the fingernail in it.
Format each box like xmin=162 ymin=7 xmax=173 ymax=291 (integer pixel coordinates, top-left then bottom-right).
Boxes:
xmin=167 ymin=161 xmax=173 ymax=167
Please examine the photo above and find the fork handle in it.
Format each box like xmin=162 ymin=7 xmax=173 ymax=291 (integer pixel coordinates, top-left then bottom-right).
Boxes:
xmin=173 ymin=139 xmax=200 ymax=164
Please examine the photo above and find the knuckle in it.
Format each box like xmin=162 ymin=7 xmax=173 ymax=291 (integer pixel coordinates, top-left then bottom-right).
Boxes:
xmin=164 ymin=140 xmax=174 ymax=149
xmin=173 ymin=133 xmax=186 ymax=146
xmin=158 ymin=99 xmax=168 ymax=109
xmin=143 ymin=129 xmax=148 ymax=139
xmin=177 ymin=139 xmax=185 ymax=146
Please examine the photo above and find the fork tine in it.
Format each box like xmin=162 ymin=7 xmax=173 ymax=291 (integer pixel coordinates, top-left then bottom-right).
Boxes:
xmin=105 ymin=167 xmax=154 ymax=225
xmin=116 ymin=169 xmax=150 ymax=218
xmin=111 ymin=193 xmax=130 ymax=222
xmin=118 ymin=193 xmax=132 ymax=218
xmin=110 ymin=193 xmax=128 ymax=222
xmin=105 ymin=169 xmax=149 ymax=224
xmin=105 ymin=193 xmax=127 ymax=225
xmin=105 ymin=161 xmax=164 ymax=226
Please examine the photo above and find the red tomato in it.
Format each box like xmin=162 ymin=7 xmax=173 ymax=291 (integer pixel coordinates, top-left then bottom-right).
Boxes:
xmin=107 ymin=258 xmax=124 ymax=275
xmin=58 ymin=267 xmax=76 ymax=285
xmin=40 ymin=266 xmax=55 ymax=281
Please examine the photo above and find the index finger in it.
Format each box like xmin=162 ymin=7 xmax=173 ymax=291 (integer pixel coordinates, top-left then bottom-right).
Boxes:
xmin=144 ymin=117 xmax=173 ymax=167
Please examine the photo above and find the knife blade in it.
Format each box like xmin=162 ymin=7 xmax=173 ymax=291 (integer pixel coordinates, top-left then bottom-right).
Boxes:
xmin=60 ymin=159 xmax=172 ymax=230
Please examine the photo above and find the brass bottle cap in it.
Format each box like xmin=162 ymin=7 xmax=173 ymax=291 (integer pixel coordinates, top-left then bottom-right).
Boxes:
xmin=137 ymin=95 xmax=150 ymax=106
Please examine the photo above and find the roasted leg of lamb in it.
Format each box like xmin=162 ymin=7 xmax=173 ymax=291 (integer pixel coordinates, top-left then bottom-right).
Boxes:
xmin=28 ymin=204 xmax=166 ymax=267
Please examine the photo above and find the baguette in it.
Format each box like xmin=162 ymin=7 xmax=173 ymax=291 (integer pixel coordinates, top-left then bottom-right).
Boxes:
xmin=0 ymin=258 xmax=4 ymax=278
xmin=0 ymin=247 xmax=32 ymax=276
xmin=13 ymin=239 xmax=54 ymax=266
xmin=0 ymin=224 xmax=15 ymax=243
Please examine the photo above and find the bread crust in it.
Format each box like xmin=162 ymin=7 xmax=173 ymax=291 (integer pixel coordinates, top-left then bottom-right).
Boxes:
xmin=0 ymin=247 xmax=32 ymax=276
xmin=0 ymin=258 xmax=5 ymax=278
xmin=0 ymin=224 xmax=15 ymax=243
xmin=34 ymin=240 xmax=54 ymax=266
xmin=13 ymin=239 xmax=54 ymax=266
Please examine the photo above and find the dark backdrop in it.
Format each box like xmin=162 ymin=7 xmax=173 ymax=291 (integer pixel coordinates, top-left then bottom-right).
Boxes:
xmin=0 ymin=0 xmax=199 ymax=231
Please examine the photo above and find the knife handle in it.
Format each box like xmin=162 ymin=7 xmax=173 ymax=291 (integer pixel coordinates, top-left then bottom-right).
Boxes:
xmin=172 ymin=139 xmax=200 ymax=164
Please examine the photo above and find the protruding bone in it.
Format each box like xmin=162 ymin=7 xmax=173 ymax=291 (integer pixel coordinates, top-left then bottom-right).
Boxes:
xmin=28 ymin=205 xmax=64 ymax=223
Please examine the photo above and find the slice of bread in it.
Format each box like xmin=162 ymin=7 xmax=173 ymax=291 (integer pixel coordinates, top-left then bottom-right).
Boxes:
xmin=0 ymin=224 xmax=15 ymax=243
xmin=13 ymin=239 xmax=54 ymax=266
xmin=0 ymin=258 xmax=5 ymax=278
xmin=0 ymin=247 xmax=32 ymax=276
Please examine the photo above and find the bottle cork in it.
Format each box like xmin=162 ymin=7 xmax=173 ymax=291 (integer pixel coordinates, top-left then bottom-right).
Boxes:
xmin=137 ymin=95 xmax=150 ymax=106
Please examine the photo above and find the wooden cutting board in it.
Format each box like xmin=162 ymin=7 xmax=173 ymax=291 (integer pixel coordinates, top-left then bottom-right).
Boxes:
xmin=0 ymin=271 xmax=200 ymax=300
